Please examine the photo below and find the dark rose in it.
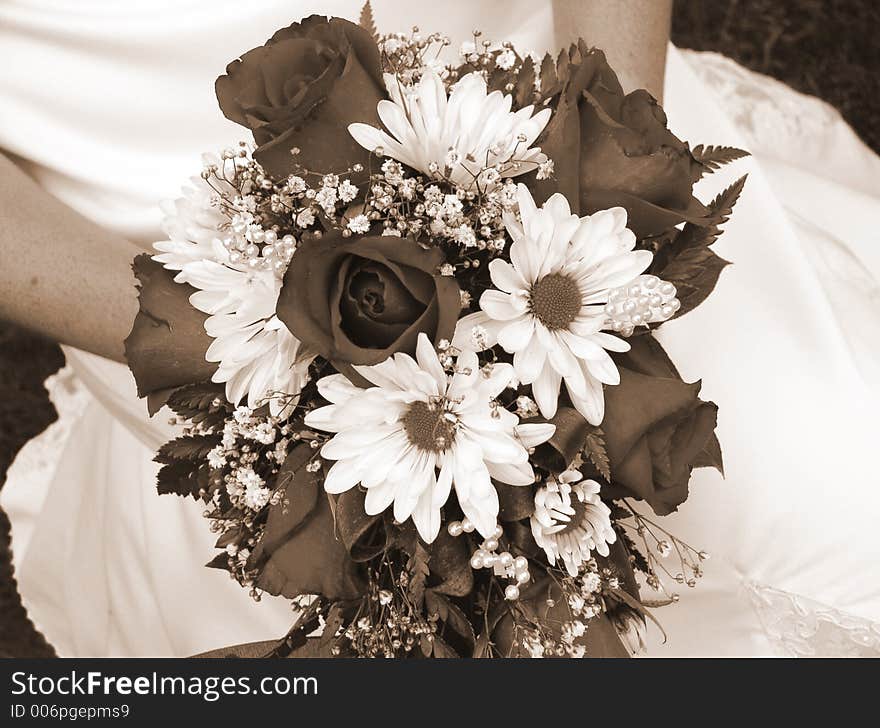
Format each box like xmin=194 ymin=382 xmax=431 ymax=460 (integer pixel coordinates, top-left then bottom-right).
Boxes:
xmin=215 ymin=15 xmax=385 ymax=179
xmin=602 ymin=335 xmax=720 ymax=515
xmin=530 ymin=41 xmax=707 ymax=239
xmin=276 ymin=232 xmax=460 ymax=381
xmin=125 ymin=255 xmax=216 ymax=413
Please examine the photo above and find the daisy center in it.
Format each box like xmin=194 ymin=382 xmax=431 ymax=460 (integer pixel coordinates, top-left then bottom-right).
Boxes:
xmin=402 ymin=400 xmax=458 ymax=453
xmin=529 ymin=273 xmax=582 ymax=331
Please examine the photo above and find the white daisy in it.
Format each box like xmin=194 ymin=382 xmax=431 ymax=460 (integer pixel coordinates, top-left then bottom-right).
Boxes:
xmin=179 ymin=260 xmax=311 ymax=418
xmin=304 ymin=334 xmax=555 ymax=543
xmin=152 ymin=155 xmax=312 ymax=417
xmin=152 ymin=153 xmax=232 ymax=274
xmin=530 ymin=471 xmax=616 ymax=577
xmin=348 ymin=69 xmax=551 ymax=192
xmin=454 ymin=184 xmax=656 ymax=425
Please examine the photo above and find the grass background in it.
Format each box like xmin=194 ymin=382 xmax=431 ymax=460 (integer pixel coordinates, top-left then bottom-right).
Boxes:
xmin=1 ymin=0 xmax=878 ymax=656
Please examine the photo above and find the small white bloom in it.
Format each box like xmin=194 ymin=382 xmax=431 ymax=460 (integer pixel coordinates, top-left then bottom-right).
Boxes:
xmin=459 ymin=41 xmax=476 ymax=57
xmin=581 ymin=571 xmax=602 ymax=594
xmin=315 ymin=186 xmax=338 ymax=214
xmin=530 ymin=471 xmax=617 ymax=577
xmin=304 ymin=334 xmax=555 ymax=542
xmin=496 ymin=48 xmax=516 ymax=70
xmin=287 ymin=176 xmax=307 ymax=193
xmin=347 ymin=214 xmax=371 ymax=234
xmin=338 ymin=179 xmax=359 ymax=203
xmin=454 ymin=224 xmax=477 ymax=248
xmin=536 ymin=158 xmax=555 ymax=180
xmin=207 ymin=445 xmax=226 ymax=470
xmin=616 ymin=612 xmax=648 ymax=656
xmin=296 ymin=208 xmax=316 ymax=228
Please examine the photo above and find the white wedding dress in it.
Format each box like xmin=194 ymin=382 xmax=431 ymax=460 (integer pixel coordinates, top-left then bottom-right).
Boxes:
xmin=2 ymin=0 xmax=879 ymax=657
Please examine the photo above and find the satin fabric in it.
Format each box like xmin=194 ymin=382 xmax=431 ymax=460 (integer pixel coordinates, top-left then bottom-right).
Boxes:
xmin=1 ymin=0 xmax=878 ymax=656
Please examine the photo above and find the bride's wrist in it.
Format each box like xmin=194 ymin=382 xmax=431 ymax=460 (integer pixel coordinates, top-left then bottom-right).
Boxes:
xmin=551 ymin=0 xmax=672 ymax=100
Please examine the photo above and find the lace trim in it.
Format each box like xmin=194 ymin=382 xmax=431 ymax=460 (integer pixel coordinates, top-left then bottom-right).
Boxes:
xmin=5 ymin=366 xmax=90 ymax=492
xmin=745 ymin=580 xmax=880 ymax=657
xmin=679 ymin=50 xmax=839 ymax=154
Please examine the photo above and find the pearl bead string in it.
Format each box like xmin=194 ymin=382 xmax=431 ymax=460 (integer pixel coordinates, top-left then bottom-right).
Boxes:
xmin=604 ymin=274 xmax=680 ymax=337
xmin=447 ymin=520 xmax=530 ymax=600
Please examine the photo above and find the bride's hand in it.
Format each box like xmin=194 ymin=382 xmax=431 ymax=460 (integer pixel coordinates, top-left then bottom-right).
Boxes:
xmin=0 ymin=152 xmax=141 ymax=362
xmin=551 ymin=0 xmax=672 ymax=100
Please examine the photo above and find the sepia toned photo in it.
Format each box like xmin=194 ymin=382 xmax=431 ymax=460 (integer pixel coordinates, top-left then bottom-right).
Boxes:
xmin=1 ymin=0 xmax=878 ymax=666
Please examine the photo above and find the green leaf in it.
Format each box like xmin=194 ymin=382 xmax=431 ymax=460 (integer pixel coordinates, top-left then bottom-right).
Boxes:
xmin=358 ymin=1 xmax=378 ymax=41
xmin=539 ymin=52 xmax=557 ymax=97
xmin=155 ymin=434 xmax=220 ymax=465
xmin=652 ymin=175 xmax=747 ymax=318
xmin=406 ymin=542 xmax=431 ymax=608
xmin=704 ymin=174 xmax=748 ymax=228
xmin=693 ymin=433 xmax=724 ymax=475
xmin=204 ymin=553 xmax=230 ymax=571
xmin=156 ymin=460 xmax=205 ymax=498
xmin=692 ymin=144 xmax=750 ymax=177
xmin=584 ymin=425 xmax=611 ymax=481
xmin=496 ymin=482 xmax=535 ymax=521
xmin=426 ymin=529 xmax=473 ymax=597
xmin=425 ymin=590 xmax=475 ymax=651
xmin=431 ymin=635 xmax=458 ymax=658
xmin=166 ymin=381 xmax=230 ymax=429
xmin=617 ymin=529 xmax=651 ymax=575
xmin=514 ymin=55 xmax=536 ymax=108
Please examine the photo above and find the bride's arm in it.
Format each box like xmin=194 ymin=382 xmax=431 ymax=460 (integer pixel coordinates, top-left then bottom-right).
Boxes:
xmin=0 ymin=4 xmax=671 ymax=364
xmin=0 ymin=152 xmax=141 ymax=362
xmin=551 ymin=0 xmax=672 ymax=100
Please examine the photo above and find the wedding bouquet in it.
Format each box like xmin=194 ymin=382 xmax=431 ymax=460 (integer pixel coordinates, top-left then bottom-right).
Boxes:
xmin=125 ymin=4 xmax=746 ymax=658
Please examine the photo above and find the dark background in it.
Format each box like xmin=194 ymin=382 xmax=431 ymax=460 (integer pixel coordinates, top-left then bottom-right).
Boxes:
xmin=1 ymin=0 xmax=879 ymax=657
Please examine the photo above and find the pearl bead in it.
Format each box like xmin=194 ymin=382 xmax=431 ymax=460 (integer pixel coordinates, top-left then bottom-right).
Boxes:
xmin=516 ymin=571 xmax=531 ymax=585
xmin=447 ymin=521 xmax=464 ymax=538
xmin=492 ymin=524 xmax=504 ymax=539
xmin=504 ymin=585 xmax=520 ymax=601
xmin=461 ymin=518 xmax=475 ymax=533
xmin=469 ymin=554 xmax=484 ymax=569
xmin=499 ymin=552 xmax=514 ymax=568
xmin=483 ymin=537 xmax=499 ymax=552
xmin=513 ymin=556 xmax=528 ymax=572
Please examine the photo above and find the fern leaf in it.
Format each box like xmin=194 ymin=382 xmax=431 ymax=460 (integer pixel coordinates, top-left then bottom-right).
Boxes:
xmin=155 ymin=434 xmax=221 ymax=466
xmin=705 ymin=174 xmax=748 ymax=227
xmin=652 ymin=175 xmax=747 ymax=318
xmin=692 ymin=144 xmax=750 ymax=177
xmin=583 ymin=426 xmax=611 ymax=482
xmin=359 ymin=1 xmax=379 ymax=41
xmin=514 ymin=55 xmax=536 ymax=108
xmin=539 ymin=52 xmax=557 ymax=97
xmin=156 ymin=460 xmax=207 ymax=499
